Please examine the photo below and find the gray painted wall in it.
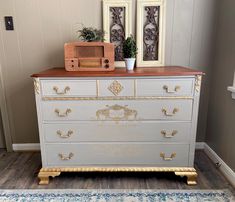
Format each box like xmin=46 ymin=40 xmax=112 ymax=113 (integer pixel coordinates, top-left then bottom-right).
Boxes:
xmin=0 ymin=0 xmax=217 ymax=144
xmin=0 ymin=112 xmax=5 ymax=148
xmin=206 ymin=0 xmax=235 ymax=170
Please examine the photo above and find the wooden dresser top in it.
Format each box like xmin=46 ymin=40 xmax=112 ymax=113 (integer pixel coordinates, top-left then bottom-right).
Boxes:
xmin=31 ymin=66 xmax=204 ymax=78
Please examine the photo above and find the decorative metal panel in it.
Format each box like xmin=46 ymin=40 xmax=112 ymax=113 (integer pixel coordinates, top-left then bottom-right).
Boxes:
xmin=110 ymin=7 xmax=126 ymax=61
xmin=143 ymin=6 xmax=160 ymax=61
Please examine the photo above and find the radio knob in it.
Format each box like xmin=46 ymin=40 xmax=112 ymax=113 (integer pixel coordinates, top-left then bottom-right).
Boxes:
xmin=105 ymin=64 xmax=109 ymax=68
xmin=104 ymin=59 xmax=109 ymax=63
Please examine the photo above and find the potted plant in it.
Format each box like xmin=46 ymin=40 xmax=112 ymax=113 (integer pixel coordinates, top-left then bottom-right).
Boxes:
xmin=77 ymin=26 xmax=105 ymax=42
xmin=123 ymin=35 xmax=138 ymax=71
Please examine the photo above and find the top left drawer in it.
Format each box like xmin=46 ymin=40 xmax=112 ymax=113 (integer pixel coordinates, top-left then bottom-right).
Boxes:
xmin=41 ymin=80 xmax=97 ymax=97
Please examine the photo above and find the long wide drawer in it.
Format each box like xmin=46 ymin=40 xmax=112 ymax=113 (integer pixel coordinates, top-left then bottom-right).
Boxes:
xmin=42 ymin=100 xmax=193 ymax=121
xmin=44 ymin=143 xmax=189 ymax=167
xmin=43 ymin=122 xmax=191 ymax=143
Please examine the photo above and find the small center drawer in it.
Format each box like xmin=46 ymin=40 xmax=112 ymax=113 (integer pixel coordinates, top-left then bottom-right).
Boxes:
xmin=41 ymin=80 xmax=97 ymax=97
xmin=44 ymin=143 xmax=189 ymax=167
xmin=136 ymin=78 xmax=194 ymax=96
xmin=98 ymin=80 xmax=135 ymax=97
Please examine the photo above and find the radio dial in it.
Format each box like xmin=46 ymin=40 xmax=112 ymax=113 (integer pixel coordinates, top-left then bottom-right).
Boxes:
xmin=104 ymin=59 xmax=109 ymax=63
xmin=105 ymin=64 xmax=109 ymax=68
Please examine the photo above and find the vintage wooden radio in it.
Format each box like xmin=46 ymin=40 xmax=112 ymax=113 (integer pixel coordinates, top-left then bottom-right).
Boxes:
xmin=64 ymin=42 xmax=115 ymax=71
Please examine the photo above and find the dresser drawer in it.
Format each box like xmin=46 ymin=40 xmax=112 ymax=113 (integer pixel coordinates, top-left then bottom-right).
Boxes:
xmin=42 ymin=100 xmax=193 ymax=121
xmin=43 ymin=122 xmax=191 ymax=143
xmin=41 ymin=80 xmax=97 ymax=97
xmin=136 ymin=78 xmax=194 ymax=96
xmin=98 ymin=79 xmax=134 ymax=97
xmin=44 ymin=143 xmax=189 ymax=167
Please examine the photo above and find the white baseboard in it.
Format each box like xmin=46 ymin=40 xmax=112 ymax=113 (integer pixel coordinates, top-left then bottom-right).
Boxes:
xmin=12 ymin=142 xmax=235 ymax=188
xmin=12 ymin=143 xmax=40 ymax=151
xmin=195 ymin=142 xmax=206 ymax=149
xmin=203 ymin=143 xmax=235 ymax=188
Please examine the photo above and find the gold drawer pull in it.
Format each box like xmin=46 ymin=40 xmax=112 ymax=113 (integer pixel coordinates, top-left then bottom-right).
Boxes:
xmin=162 ymin=108 xmax=179 ymax=116
xmin=160 ymin=152 xmax=176 ymax=161
xmin=163 ymin=85 xmax=180 ymax=93
xmin=57 ymin=130 xmax=73 ymax=138
xmin=53 ymin=86 xmax=70 ymax=95
xmin=55 ymin=108 xmax=72 ymax=117
xmin=161 ymin=130 xmax=178 ymax=138
xmin=58 ymin=153 xmax=74 ymax=160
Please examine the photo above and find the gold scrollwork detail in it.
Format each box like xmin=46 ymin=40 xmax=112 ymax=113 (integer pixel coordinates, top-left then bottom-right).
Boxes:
xmin=108 ymin=80 xmax=124 ymax=96
xmin=96 ymin=104 xmax=137 ymax=121
xmin=33 ymin=78 xmax=40 ymax=94
xmin=195 ymin=75 xmax=202 ymax=92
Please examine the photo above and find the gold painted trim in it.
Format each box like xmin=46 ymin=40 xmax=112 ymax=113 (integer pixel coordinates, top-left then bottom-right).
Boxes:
xmin=134 ymin=79 xmax=137 ymax=97
xmin=96 ymin=80 xmax=100 ymax=96
xmin=38 ymin=167 xmax=197 ymax=185
xmin=42 ymin=96 xmax=193 ymax=101
xmin=195 ymin=75 xmax=202 ymax=92
xmin=33 ymin=78 xmax=40 ymax=94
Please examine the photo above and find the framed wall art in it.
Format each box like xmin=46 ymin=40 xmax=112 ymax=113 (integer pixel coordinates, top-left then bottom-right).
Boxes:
xmin=103 ymin=0 xmax=132 ymax=67
xmin=136 ymin=0 xmax=166 ymax=67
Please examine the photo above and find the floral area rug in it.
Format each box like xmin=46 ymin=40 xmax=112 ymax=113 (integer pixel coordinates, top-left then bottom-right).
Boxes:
xmin=0 ymin=189 xmax=234 ymax=202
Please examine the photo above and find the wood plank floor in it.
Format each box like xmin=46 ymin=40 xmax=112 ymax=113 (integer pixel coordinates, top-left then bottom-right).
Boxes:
xmin=0 ymin=149 xmax=234 ymax=193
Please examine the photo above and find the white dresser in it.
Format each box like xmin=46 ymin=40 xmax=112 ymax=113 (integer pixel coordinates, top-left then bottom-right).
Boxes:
xmin=32 ymin=66 xmax=203 ymax=185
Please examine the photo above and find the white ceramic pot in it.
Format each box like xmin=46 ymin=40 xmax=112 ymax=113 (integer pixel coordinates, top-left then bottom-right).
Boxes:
xmin=125 ymin=58 xmax=136 ymax=71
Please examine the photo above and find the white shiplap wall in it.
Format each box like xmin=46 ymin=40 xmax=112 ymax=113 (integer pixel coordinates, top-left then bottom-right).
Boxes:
xmin=0 ymin=0 xmax=217 ymax=144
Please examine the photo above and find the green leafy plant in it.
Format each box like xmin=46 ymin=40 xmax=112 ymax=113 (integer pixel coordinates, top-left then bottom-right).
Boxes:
xmin=77 ymin=26 xmax=105 ymax=42
xmin=123 ymin=35 xmax=138 ymax=58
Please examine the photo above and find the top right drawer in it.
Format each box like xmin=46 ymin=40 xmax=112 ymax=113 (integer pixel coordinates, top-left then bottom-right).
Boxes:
xmin=136 ymin=78 xmax=194 ymax=97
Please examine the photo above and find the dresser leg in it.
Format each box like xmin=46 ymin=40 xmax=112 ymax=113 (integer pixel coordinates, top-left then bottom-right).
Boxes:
xmin=38 ymin=170 xmax=61 ymax=185
xmin=174 ymin=171 xmax=197 ymax=185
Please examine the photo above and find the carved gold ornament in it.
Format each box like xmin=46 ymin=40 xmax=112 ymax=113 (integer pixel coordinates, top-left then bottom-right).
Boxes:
xmin=38 ymin=167 xmax=197 ymax=185
xmin=33 ymin=78 xmax=40 ymax=94
xmin=195 ymin=75 xmax=202 ymax=92
xmin=53 ymin=86 xmax=70 ymax=95
xmin=163 ymin=85 xmax=181 ymax=93
xmin=162 ymin=108 xmax=179 ymax=116
xmin=108 ymin=80 xmax=124 ymax=96
xmin=96 ymin=104 xmax=137 ymax=121
xmin=160 ymin=152 xmax=176 ymax=161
